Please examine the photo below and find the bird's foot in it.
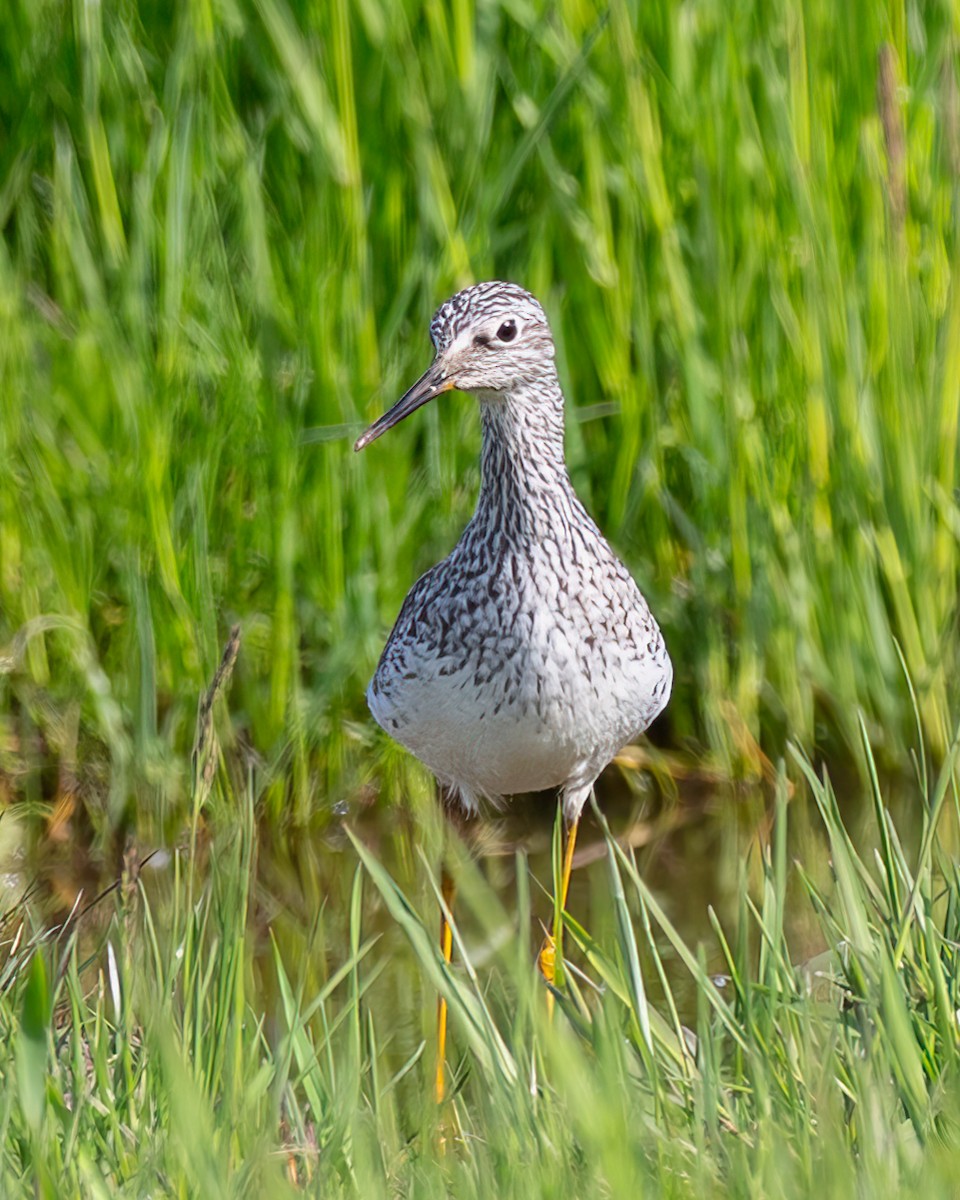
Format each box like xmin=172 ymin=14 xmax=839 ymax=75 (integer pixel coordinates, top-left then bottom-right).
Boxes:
xmin=537 ymin=933 xmax=557 ymax=988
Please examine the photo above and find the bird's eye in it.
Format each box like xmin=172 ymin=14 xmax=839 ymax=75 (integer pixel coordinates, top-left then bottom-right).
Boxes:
xmin=496 ymin=320 xmax=518 ymax=343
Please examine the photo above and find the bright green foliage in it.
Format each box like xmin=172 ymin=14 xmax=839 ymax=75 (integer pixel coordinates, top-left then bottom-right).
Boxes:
xmin=2 ymin=0 xmax=959 ymax=831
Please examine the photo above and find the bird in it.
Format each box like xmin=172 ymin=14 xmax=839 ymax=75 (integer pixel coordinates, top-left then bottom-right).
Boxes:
xmin=354 ymin=280 xmax=672 ymax=1101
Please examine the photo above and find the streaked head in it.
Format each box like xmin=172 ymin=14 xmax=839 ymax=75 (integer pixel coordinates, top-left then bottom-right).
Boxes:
xmin=355 ymin=282 xmax=556 ymax=451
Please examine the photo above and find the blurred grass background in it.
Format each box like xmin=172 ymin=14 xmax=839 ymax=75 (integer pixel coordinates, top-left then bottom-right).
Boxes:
xmin=3 ymin=0 xmax=959 ymax=837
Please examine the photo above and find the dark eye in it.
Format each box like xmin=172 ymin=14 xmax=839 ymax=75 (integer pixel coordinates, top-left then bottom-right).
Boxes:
xmin=496 ymin=320 xmax=518 ymax=343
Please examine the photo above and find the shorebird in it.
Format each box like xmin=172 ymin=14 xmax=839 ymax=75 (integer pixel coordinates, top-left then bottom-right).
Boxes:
xmin=354 ymin=281 xmax=672 ymax=1100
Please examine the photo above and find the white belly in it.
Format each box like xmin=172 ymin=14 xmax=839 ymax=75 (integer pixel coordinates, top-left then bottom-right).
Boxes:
xmin=368 ymin=631 xmax=671 ymax=816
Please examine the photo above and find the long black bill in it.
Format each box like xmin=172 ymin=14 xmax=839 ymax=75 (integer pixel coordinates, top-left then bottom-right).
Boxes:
xmin=354 ymin=363 xmax=454 ymax=451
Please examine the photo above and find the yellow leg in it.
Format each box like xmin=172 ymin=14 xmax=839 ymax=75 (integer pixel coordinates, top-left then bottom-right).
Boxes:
xmin=538 ymin=813 xmax=580 ymax=1011
xmin=558 ymin=814 xmax=579 ymax=913
xmin=436 ymin=868 xmax=455 ymax=1104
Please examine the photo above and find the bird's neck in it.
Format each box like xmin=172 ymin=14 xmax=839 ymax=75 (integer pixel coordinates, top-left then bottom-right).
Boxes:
xmin=475 ymin=379 xmax=573 ymax=523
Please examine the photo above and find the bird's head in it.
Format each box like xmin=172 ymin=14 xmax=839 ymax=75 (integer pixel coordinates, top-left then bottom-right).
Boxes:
xmin=354 ymin=282 xmax=557 ymax=451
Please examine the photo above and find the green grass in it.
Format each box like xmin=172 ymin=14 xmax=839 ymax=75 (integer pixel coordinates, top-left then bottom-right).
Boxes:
xmin=2 ymin=0 xmax=959 ymax=827
xmin=3 ymin=0 xmax=960 ymax=1194
xmin=1 ymin=705 xmax=959 ymax=1196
